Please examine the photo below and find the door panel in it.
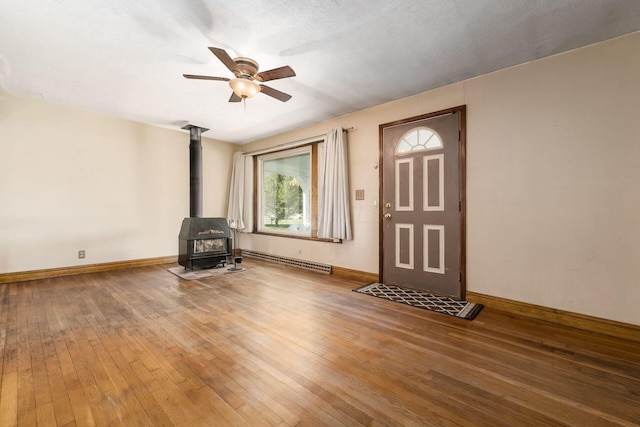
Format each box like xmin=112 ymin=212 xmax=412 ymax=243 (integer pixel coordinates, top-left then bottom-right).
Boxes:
xmin=395 ymin=223 xmax=414 ymax=269
xmin=424 ymin=154 xmax=444 ymax=211
xmin=396 ymin=159 xmax=414 ymax=210
xmin=380 ymin=107 xmax=465 ymax=299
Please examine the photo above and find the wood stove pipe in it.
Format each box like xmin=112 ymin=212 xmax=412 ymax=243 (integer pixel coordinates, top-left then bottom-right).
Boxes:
xmin=181 ymin=124 xmax=209 ymax=218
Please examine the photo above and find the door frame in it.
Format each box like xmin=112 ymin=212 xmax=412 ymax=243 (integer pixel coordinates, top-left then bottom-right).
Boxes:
xmin=378 ymin=105 xmax=467 ymax=298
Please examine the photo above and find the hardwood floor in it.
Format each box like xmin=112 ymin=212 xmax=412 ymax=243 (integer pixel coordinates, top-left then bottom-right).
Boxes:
xmin=1 ymin=259 xmax=639 ymax=426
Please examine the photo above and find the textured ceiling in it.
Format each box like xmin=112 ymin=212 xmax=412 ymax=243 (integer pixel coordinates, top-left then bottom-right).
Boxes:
xmin=1 ymin=0 xmax=639 ymax=144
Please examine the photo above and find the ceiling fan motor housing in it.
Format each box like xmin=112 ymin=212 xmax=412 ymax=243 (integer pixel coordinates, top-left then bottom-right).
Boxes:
xmin=234 ymin=57 xmax=259 ymax=79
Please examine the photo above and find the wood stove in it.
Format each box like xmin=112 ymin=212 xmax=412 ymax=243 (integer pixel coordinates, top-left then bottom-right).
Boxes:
xmin=178 ymin=217 xmax=231 ymax=269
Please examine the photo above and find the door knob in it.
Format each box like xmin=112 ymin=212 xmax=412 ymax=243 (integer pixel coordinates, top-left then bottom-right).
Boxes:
xmin=384 ymin=213 xmax=392 ymax=220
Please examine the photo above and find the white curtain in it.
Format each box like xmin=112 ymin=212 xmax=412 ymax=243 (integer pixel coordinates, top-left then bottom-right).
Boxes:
xmin=227 ymin=152 xmax=245 ymax=230
xmin=318 ymin=128 xmax=352 ymax=240
xmin=242 ymin=155 xmax=254 ymax=232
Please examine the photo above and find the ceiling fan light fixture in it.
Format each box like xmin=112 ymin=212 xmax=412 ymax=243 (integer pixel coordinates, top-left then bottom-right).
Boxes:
xmin=229 ymin=78 xmax=260 ymax=99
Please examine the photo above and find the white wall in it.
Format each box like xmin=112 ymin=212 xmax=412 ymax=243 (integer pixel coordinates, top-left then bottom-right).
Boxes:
xmin=0 ymin=95 xmax=237 ymax=273
xmin=465 ymin=32 xmax=640 ymax=325
xmin=240 ymin=32 xmax=640 ymax=325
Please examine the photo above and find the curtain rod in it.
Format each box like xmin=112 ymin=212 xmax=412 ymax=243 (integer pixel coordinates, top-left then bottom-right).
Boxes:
xmin=242 ymin=127 xmax=354 ymax=156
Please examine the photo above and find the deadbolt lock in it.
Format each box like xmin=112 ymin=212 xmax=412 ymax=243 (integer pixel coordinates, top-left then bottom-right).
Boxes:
xmin=385 ymin=202 xmax=391 ymax=208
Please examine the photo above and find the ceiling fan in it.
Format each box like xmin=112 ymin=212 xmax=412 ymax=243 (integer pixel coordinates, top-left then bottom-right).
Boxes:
xmin=183 ymin=47 xmax=296 ymax=103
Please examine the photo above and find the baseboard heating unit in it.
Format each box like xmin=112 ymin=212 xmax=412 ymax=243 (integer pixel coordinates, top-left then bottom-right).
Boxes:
xmin=242 ymin=250 xmax=331 ymax=274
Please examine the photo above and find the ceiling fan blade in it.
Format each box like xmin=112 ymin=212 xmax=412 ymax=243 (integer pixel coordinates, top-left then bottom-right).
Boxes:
xmin=208 ymin=47 xmax=239 ymax=74
xmin=229 ymin=92 xmax=242 ymax=103
xmin=259 ymin=84 xmax=292 ymax=102
xmin=257 ymin=65 xmax=296 ymax=82
xmin=183 ymin=74 xmax=230 ymax=81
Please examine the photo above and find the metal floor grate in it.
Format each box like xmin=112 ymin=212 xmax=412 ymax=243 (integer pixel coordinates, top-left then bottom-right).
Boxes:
xmin=242 ymin=250 xmax=331 ymax=274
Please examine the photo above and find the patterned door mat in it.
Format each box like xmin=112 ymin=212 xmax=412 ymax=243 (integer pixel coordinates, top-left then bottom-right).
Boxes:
xmin=354 ymin=283 xmax=483 ymax=320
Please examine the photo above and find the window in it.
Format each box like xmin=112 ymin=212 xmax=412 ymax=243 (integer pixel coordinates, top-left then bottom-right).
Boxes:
xmin=256 ymin=145 xmax=316 ymax=237
xmin=396 ymin=127 xmax=443 ymax=154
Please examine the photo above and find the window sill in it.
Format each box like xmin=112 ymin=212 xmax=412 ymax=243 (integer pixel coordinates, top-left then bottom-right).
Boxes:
xmin=254 ymin=231 xmax=341 ymax=243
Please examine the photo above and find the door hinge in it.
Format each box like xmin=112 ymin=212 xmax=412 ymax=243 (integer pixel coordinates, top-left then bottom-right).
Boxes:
xmin=459 ymin=201 xmax=462 ymax=212
xmin=458 ymin=130 xmax=461 ymax=142
xmin=459 ymin=272 xmax=462 ymax=282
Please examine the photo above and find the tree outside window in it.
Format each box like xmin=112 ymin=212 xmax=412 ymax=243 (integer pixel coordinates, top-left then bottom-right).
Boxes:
xmin=257 ymin=148 xmax=312 ymax=236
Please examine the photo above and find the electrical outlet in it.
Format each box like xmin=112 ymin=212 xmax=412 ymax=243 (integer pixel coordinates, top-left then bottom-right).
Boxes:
xmin=78 ymin=250 xmax=85 ymax=259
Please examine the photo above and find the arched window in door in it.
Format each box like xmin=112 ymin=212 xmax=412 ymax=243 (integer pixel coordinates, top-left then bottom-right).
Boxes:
xmin=395 ymin=127 xmax=443 ymax=154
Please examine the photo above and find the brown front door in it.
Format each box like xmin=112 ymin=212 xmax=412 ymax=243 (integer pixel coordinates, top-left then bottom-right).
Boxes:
xmin=379 ymin=106 xmax=466 ymax=299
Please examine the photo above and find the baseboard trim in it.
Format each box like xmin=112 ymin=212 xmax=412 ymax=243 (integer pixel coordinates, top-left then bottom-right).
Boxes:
xmin=0 ymin=256 xmax=178 ymax=284
xmin=466 ymin=291 xmax=640 ymax=343
xmin=331 ymin=266 xmax=378 ymax=283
